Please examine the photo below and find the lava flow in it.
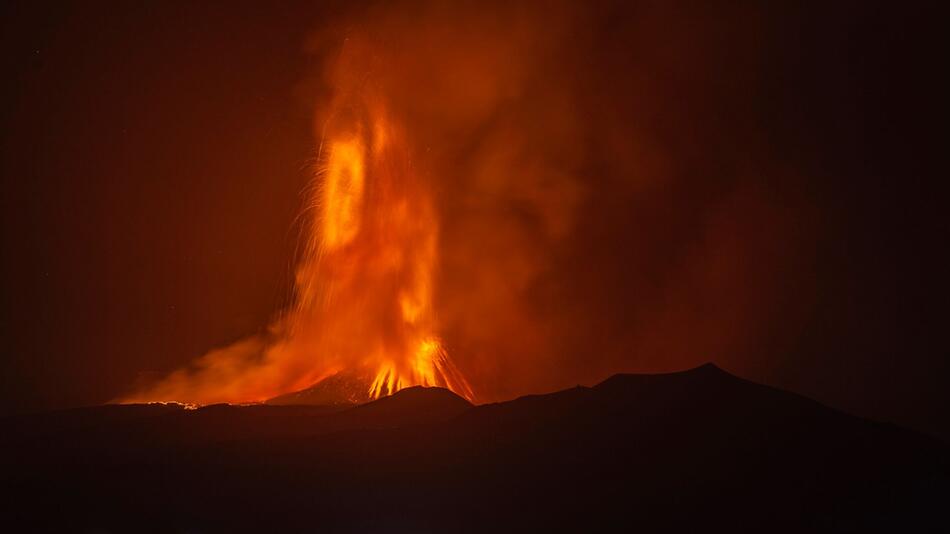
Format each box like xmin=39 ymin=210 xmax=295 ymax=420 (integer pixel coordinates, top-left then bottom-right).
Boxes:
xmin=122 ymin=45 xmax=473 ymax=406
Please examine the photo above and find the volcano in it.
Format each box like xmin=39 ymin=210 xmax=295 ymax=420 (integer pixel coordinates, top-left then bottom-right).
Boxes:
xmin=264 ymin=371 xmax=474 ymax=418
xmin=3 ymin=364 xmax=948 ymax=531
xmin=265 ymin=371 xmax=380 ymax=406
xmin=121 ymin=46 xmax=478 ymax=407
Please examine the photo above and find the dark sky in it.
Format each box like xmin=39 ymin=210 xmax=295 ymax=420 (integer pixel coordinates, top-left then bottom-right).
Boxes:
xmin=1 ymin=1 xmax=946 ymax=440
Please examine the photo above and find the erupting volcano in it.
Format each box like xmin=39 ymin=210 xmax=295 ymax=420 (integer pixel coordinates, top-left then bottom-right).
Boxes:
xmin=122 ymin=43 xmax=473 ymax=406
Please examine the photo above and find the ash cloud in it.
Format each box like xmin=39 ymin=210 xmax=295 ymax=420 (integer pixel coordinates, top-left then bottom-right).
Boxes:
xmin=302 ymin=0 xmax=815 ymax=400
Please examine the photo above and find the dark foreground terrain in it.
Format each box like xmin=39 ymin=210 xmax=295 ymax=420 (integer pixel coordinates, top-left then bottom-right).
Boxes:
xmin=3 ymin=364 xmax=948 ymax=532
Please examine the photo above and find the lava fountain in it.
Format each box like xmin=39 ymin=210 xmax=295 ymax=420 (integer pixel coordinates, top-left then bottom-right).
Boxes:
xmin=122 ymin=44 xmax=474 ymax=406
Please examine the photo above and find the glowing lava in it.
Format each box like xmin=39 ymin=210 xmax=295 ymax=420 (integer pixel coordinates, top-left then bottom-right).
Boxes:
xmin=292 ymin=103 xmax=475 ymax=402
xmin=122 ymin=47 xmax=473 ymax=406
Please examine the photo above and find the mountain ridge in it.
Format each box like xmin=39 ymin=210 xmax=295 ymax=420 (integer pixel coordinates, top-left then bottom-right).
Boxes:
xmin=2 ymin=363 xmax=947 ymax=531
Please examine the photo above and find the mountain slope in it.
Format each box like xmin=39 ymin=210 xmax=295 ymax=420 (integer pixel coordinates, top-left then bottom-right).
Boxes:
xmin=2 ymin=364 xmax=947 ymax=532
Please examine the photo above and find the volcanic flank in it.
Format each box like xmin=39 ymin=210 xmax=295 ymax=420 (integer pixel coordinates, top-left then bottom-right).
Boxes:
xmin=4 ymin=364 xmax=948 ymax=532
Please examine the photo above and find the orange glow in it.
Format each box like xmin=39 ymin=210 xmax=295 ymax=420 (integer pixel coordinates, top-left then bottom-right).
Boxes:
xmin=320 ymin=137 xmax=365 ymax=251
xmin=115 ymin=2 xmax=812 ymax=411
xmin=121 ymin=41 xmax=474 ymax=406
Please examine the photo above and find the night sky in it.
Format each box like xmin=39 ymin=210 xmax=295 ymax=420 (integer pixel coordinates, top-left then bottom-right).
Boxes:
xmin=1 ymin=1 xmax=946 ymax=440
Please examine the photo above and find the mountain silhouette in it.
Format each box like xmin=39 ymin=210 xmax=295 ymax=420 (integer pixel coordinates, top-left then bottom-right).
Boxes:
xmin=2 ymin=364 xmax=947 ymax=532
